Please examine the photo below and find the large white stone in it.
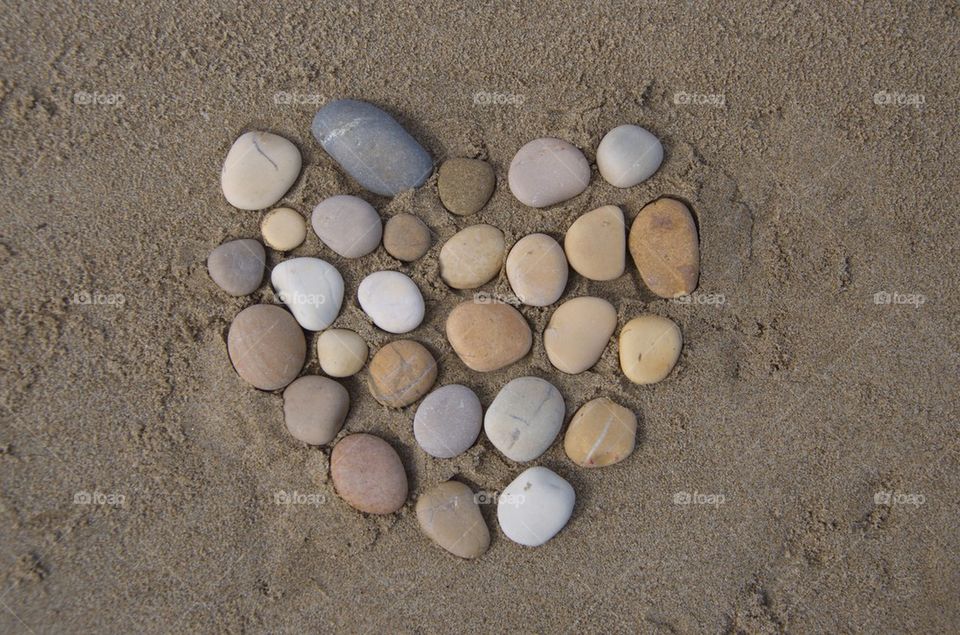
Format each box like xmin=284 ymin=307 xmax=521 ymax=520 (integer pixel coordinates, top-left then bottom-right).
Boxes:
xmin=221 ymin=131 xmax=302 ymax=210
xmin=497 ymin=466 xmax=575 ymax=547
xmin=357 ymin=271 xmax=425 ymax=334
xmin=270 ymin=257 xmax=344 ymax=331
xmin=596 ymin=125 xmax=663 ymax=188
xmin=484 ymin=377 xmax=564 ymax=462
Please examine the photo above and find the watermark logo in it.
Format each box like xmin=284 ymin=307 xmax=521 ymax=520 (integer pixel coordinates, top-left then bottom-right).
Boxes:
xmin=473 ymin=91 xmax=525 ymax=107
xmin=473 ymin=291 xmax=521 ymax=307
xmin=874 ymin=491 xmax=925 ymax=507
xmin=71 ymin=290 xmax=125 ymax=306
xmin=474 ymin=491 xmax=525 ymax=508
xmin=274 ymin=490 xmax=326 ymax=506
xmin=673 ymin=491 xmax=725 ymax=507
xmin=873 ymin=291 xmax=925 ymax=308
xmin=74 ymin=91 xmax=124 ymax=106
xmin=274 ymin=91 xmax=324 ymax=106
xmin=873 ymin=91 xmax=924 ymax=109
xmin=73 ymin=490 xmax=125 ymax=506
xmin=673 ymin=91 xmax=725 ymax=107
xmin=673 ymin=292 xmax=726 ymax=306
xmin=277 ymin=291 xmax=327 ymax=307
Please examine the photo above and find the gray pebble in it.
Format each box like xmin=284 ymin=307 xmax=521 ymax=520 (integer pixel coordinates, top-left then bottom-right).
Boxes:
xmin=413 ymin=385 xmax=482 ymax=458
xmin=207 ymin=239 xmax=265 ymax=296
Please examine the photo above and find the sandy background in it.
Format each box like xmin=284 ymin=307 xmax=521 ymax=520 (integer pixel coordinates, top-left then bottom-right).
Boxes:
xmin=1 ymin=1 xmax=958 ymax=632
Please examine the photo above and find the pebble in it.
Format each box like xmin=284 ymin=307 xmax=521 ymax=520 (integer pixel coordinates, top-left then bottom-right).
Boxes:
xmin=619 ymin=314 xmax=682 ymax=384
xmin=312 ymin=99 xmax=432 ymax=196
xmin=497 ymin=466 xmax=575 ymax=547
xmin=316 ymin=329 xmax=368 ymax=377
xmin=508 ymin=138 xmax=590 ymax=208
xmin=331 ymin=433 xmax=408 ymax=514
xmin=484 ymin=377 xmax=564 ymax=462
xmin=564 ymin=205 xmax=626 ymax=281
xmin=383 ymin=213 xmax=431 ymax=261
xmin=543 ymin=297 xmax=617 ymax=374
xmin=271 ymin=257 xmax=344 ymax=331
xmin=438 ymin=224 xmax=505 ymax=289
xmin=416 ymin=481 xmax=490 ymax=559
xmin=629 ymin=198 xmax=700 ymax=298
xmin=596 ymin=124 xmax=664 ymax=188
xmin=367 ymin=340 xmax=438 ymax=408
xmin=413 ymin=385 xmax=482 ymax=458
xmin=437 ymin=158 xmax=495 ymax=216
xmin=357 ymin=271 xmax=425 ymax=333
xmin=282 ymin=375 xmax=350 ymax=445
xmin=505 ymin=233 xmax=568 ymax=306
xmin=261 ymin=207 xmax=306 ymax=251
xmin=445 ymin=301 xmax=532 ymax=372
xmin=311 ymin=195 xmax=382 ymax=259
xmin=563 ymin=397 xmax=637 ymax=468
xmin=207 ymin=239 xmax=265 ymax=296
xmin=227 ymin=304 xmax=305 ymax=391
xmin=221 ymin=131 xmax=302 ymax=210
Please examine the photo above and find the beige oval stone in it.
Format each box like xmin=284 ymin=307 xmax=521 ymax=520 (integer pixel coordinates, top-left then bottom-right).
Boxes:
xmin=331 ymin=433 xmax=408 ymax=514
xmin=438 ymin=158 xmax=496 ymax=216
xmin=415 ymin=480 xmax=490 ymax=559
xmin=227 ymin=304 xmax=306 ymax=391
xmin=445 ymin=301 xmax=532 ymax=372
xmin=317 ymin=328 xmax=368 ymax=377
xmin=367 ymin=340 xmax=438 ymax=407
xmin=564 ymin=398 xmax=637 ymax=468
xmin=543 ymin=297 xmax=617 ymax=374
xmin=564 ymin=205 xmax=626 ymax=281
xmin=282 ymin=375 xmax=349 ymax=445
xmin=628 ymin=198 xmax=700 ymax=298
xmin=505 ymin=233 xmax=568 ymax=307
xmin=261 ymin=207 xmax=306 ymax=251
xmin=383 ymin=213 xmax=431 ymax=262
xmin=438 ymin=224 xmax=505 ymax=289
xmin=619 ymin=314 xmax=682 ymax=384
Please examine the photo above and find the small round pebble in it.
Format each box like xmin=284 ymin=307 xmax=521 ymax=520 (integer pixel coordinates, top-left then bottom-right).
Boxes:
xmin=383 ymin=214 xmax=431 ymax=261
xmin=563 ymin=397 xmax=637 ymax=468
xmin=484 ymin=377 xmax=564 ymax=462
xmin=311 ymin=195 xmax=383 ymax=259
xmin=543 ymin=297 xmax=617 ymax=374
xmin=316 ymin=329 xmax=368 ymax=378
xmin=331 ymin=433 xmax=408 ymax=514
xmin=261 ymin=207 xmax=306 ymax=251
xmin=629 ymin=198 xmax=700 ymax=298
xmin=437 ymin=158 xmax=496 ymax=216
xmin=445 ymin=301 xmax=532 ymax=372
xmin=221 ymin=131 xmax=302 ymax=210
xmin=367 ymin=340 xmax=438 ymax=408
xmin=564 ymin=205 xmax=626 ymax=281
xmin=596 ymin=124 xmax=664 ymax=188
xmin=497 ymin=466 xmax=575 ymax=547
xmin=508 ymin=138 xmax=590 ymax=208
xmin=207 ymin=239 xmax=265 ymax=296
xmin=413 ymin=385 xmax=482 ymax=458
xmin=619 ymin=314 xmax=682 ymax=384
xmin=282 ymin=375 xmax=349 ymax=445
xmin=227 ymin=304 xmax=305 ymax=391
xmin=438 ymin=224 xmax=505 ymax=289
xmin=416 ymin=481 xmax=490 ymax=559
xmin=505 ymin=233 xmax=568 ymax=306
xmin=357 ymin=271 xmax=425 ymax=334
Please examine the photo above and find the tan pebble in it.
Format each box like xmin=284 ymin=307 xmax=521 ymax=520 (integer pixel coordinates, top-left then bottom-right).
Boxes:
xmin=227 ymin=304 xmax=305 ymax=390
xmin=383 ymin=213 xmax=431 ymax=261
xmin=543 ymin=297 xmax=617 ymax=374
xmin=564 ymin=205 xmax=626 ymax=281
xmin=437 ymin=158 xmax=496 ymax=216
xmin=618 ymin=314 xmax=682 ymax=384
xmin=282 ymin=375 xmax=349 ymax=445
xmin=564 ymin=397 xmax=637 ymax=467
xmin=445 ymin=301 xmax=532 ymax=372
xmin=367 ymin=340 xmax=438 ymax=407
xmin=505 ymin=233 xmax=568 ymax=306
xmin=628 ymin=198 xmax=700 ymax=298
xmin=317 ymin=329 xmax=368 ymax=377
xmin=415 ymin=481 xmax=490 ymax=559
xmin=438 ymin=224 xmax=505 ymax=289
xmin=331 ymin=433 xmax=408 ymax=514
xmin=261 ymin=207 xmax=306 ymax=251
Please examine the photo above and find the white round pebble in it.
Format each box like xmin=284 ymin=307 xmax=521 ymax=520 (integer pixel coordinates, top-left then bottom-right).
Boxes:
xmin=484 ymin=377 xmax=565 ymax=462
xmin=497 ymin=466 xmax=575 ymax=547
xmin=413 ymin=384 xmax=483 ymax=458
xmin=508 ymin=138 xmax=590 ymax=208
xmin=221 ymin=131 xmax=302 ymax=210
xmin=316 ymin=328 xmax=368 ymax=377
xmin=311 ymin=195 xmax=383 ymax=258
xmin=357 ymin=271 xmax=425 ymax=334
xmin=596 ymin=124 xmax=663 ymax=188
xmin=270 ymin=257 xmax=344 ymax=331
xmin=261 ymin=207 xmax=306 ymax=251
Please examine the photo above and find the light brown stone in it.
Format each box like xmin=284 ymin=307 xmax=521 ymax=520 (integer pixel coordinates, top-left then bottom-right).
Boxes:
xmin=282 ymin=375 xmax=349 ymax=445
xmin=543 ymin=297 xmax=617 ymax=374
xmin=437 ymin=158 xmax=495 ymax=216
xmin=628 ymin=198 xmax=699 ymax=298
xmin=564 ymin=205 xmax=626 ymax=281
xmin=618 ymin=314 xmax=682 ymax=384
xmin=415 ymin=481 xmax=490 ymax=559
xmin=438 ymin=224 xmax=505 ymax=289
xmin=367 ymin=340 xmax=438 ymax=407
xmin=505 ymin=233 xmax=568 ymax=306
xmin=445 ymin=301 xmax=532 ymax=372
xmin=227 ymin=304 xmax=305 ymax=390
xmin=563 ymin=398 xmax=637 ymax=468
xmin=331 ymin=434 xmax=408 ymax=514
xmin=383 ymin=213 xmax=431 ymax=261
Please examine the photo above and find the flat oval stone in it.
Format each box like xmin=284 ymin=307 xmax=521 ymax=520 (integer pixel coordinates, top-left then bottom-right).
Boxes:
xmin=508 ymin=138 xmax=590 ymax=208
xmin=497 ymin=466 xmax=575 ymax=547
xmin=311 ymin=195 xmax=382 ymax=259
xmin=271 ymin=257 xmax=344 ymax=331
xmin=596 ymin=124 xmax=663 ymax=188
xmin=413 ymin=384 xmax=482 ymax=458
xmin=564 ymin=205 xmax=626 ymax=281
xmin=207 ymin=239 xmax=265 ymax=296
xmin=484 ymin=377 xmax=564 ymax=462
xmin=331 ymin=433 xmax=408 ymax=514
xmin=227 ymin=304 xmax=305 ymax=391
xmin=543 ymin=296 xmax=617 ymax=374
xmin=438 ymin=224 xmax=505 ymax=289
xmin=445 ymin=301 xmax=532 ymax=372
xmin=282 ymin=375 xmax=349 ymax=445
xmin=357 ymin=271 xmax=425 ymax=334
xmin=221 ymin=131 xmax=302 ymax=210
xmin=367 ymin=340 xmax=437 ymax=407
xmin=416 ymin=481 xmax=490 ymax=559
xmin=383 ymin=213 xmax=431 ymax=261
xmin=316 ymin=328 xmax=368 ymax=377
xmin=437 ymin=158 xmax=495 ymax=216
xmin=312 ymin=99 xmax=433 ymax=196
xmin=629 ymin=198 xmax=700 ymax=298
xmin=619 ymin=314 xmax=682 ymax=384
xmin=563 ymin=397 xmax=637 ymax=468
xmin=505 ymin=233 xmax=568 ymax=306
xmin=261 ymin=207 xmax=306 ymax=251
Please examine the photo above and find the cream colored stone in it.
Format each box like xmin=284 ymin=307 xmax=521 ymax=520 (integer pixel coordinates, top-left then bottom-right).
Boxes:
xmin=221 ymin=131 xmax=301 ymax=210
xmin=543 ymin=297 xmax=617 ymax=374
xmin=618 ymin=314 xmax=682 ymax=384
xmin=438 ymin=224 xmax=505 ymax=289
xmin=505 ymin=233 xmax=568 ymax=306
xmin=316 ymin=329 xmax=368 ymax=377
xmin=564 ymin=205 xmax=626 ymax=281
xmin=261 ymin=207 xmax=306 ymax=251
xmin=563 ymin=398 xmax=637 ymax=468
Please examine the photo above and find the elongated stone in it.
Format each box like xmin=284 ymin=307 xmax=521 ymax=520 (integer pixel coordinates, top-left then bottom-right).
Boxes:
xmin=564 ymin=205 xmax=626 ymax=281
xmin=416 ymin=481 xmax=490 ymax=558
xmin=629 ymin=198 xmax=700 ymax=298
xmin=505 ymin=233 xmax=568 ymax=306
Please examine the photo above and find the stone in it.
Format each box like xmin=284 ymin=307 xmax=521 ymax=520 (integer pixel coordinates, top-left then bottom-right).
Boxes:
xmin=357 ymin=271 xmax=425 ymax=334
xmin=312 ymin=99 xmax=433 ymax=196
xmin=438 ymin=224 xmax=505 ymax=289
xmin=484 ymin=377 xmax=564 ymax=462
xmin=543 ymin=297 xmax=617 ymax=374
xmin=261 ymin=207 xmax=306 ymax=251
xmin=367 ymin=340 xmax=438 ymax=408
xmin=508 ymin=138 xmax=590 ymax=208
xmin=271 ymin=257 xmax=344 ymax=331
xmin=413 ymin=385 xmax=482 ymax=459
xmin=416 ymin=481 xmax=490 ymax=559
xmin=445 ymin=301 xmax=532 ymax=372
xmin=221 ymin=131 xmax=302 ymax=210
xmin=563 ymin=397 xmax=637 ymax=468
xmin=596 ymin=124 xmax=664 ymax=188
xmin=383 ymin=213 xmax=431 ymax=261
xmin=227 ymin=304 xmax=305 ymax=391
xmin=497 ymin=466 xmax=575 ymax=547
xmin=505 ymin=233 xmax=568 ymax=306
xmin=331 ymin=433 xmax=408 ymax=514
xmin=437 ymin=158 xmax=495 ymax=216
xmin=619 ymin=314 xmax=682 ymax=384
xmin=207 ymin=239 xmax=265 ymax=296
xmin=629 ymin=198 xmax=700 ymax=298
xmin=316 ymin=329 xmax=368 ymax=377
xmin=282 ymin=375 xmax=349 ymax=445
xmin=311 ymin=195 xmax=382 ymax=259
xmin=564 ymin=205 xmax=626 ymax=281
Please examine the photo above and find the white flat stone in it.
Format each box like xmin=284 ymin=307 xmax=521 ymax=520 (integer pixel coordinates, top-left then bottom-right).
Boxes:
xmin=484 ymin=377 xmax=564 ymax=462
xmin=497 ymin=466 xmax=575 ymax=547
xmin=357 ymin=271 xmax=425 ymax=334
xmin=596 ymin=125 xmax=663 ymax=188
xmin=270 ymin=257 xmax=344 ymax=331
xmin=221 ymin=131 xmax=301 ymax=210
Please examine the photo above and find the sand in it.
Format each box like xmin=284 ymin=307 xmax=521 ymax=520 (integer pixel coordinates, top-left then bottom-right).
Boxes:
xmin=1 ymin=2 xmax=958 ymax=632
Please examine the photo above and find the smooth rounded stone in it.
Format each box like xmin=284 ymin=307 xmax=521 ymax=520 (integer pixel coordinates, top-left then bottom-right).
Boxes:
xmin=357 ymin=271 xmax=425 ymax=334
xmin=497 ymin=466 xmax=575 ymax=547
xmin=563 ymin=397 xmax=637 ymax=468
xmin=596 ymin=124 xmax=664 ymax=188
xmin=564 ymin=205 xmax=626 ymax=281
xmin=282 ymin=375 xmax=349 ymax=445
xmin=227 ymin=304 xmax=305 ymax=391
xmin=207 ymin=239 xmax=265 ymax=296
xmin=312 ymin=99 xmax=433 ymax=196
xmin=271 ymin=257 xmax=344 ymax=331
xmin=484 ymin=377 xmax=564 ymax=462
xmin=629 ymin=198 xmax=700 ymax=298
xmin=543 ymin=297 xmax=617 ymax=374
xmin=508 ymin=138 xmax=590 ymax=208
xmin=413 ymin=385 xmax=482 ymax=459
xmin=311 ymin=195 xmax=382 ymax=259
xmin=367 ymin=340 xmax=437 ymax=408
xmin=316 ymin=329 xmax=368 ymax=378
xmin=445 ymin=301 xmax=532 ymax=372
xmin=331 ymin=433 xmax=408 ymax=514
xmin=438 ymin=225 xmax=505 ymax=289
xmin=505 ymin=233 xmax=568 ymax=306
xmin=619 ymin=314 xmax=682 ymax=384
xmin=437 ymin=158 xmax=495 ymax=216
xmin=383 ymin=213 xmax=431 ymax=261
xmin=416 ymin=481 xmax=490 ymax=558
xmin=261 ymin=207 xmax=306 ymax=251
xmin=221 ymin=131 xmax=302 ymax=210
